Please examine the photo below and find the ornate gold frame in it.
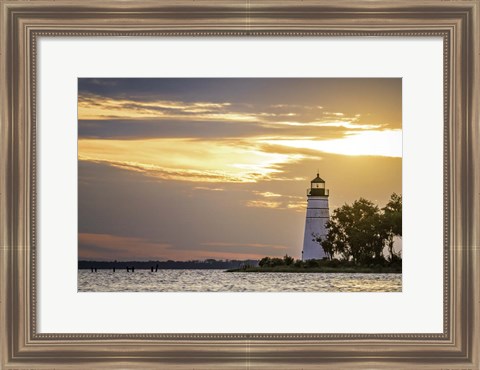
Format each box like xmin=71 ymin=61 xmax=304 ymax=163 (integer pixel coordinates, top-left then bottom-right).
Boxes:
xmin=1 ymin=0 xmax=478 ymax=368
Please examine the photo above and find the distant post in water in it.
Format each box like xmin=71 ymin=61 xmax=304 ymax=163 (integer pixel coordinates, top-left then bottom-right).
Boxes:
xmin=302 ymin=172 xmax=330 ymax=260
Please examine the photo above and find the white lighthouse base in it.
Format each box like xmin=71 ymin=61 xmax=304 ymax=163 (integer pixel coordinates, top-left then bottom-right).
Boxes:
xmin=302 ymin=196 xmax=329 ymax=260
xmin=303 ymin=219 xmax=327 ymax=260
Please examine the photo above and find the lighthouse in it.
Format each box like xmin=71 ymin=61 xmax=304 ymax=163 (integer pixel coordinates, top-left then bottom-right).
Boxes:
xmin=302 ymin=173 xmax=330 ymax=260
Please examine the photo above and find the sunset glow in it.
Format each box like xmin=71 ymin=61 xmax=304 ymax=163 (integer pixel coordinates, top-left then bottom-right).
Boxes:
xmin=262 ymin=129 xmax=402 ymax=158
xmin=78 ymin=78 xmax=402 ymax=261
xmin=79 ymin=138 xmax=302 ymax=183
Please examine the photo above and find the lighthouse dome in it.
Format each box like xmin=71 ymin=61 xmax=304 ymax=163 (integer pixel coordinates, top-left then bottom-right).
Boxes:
xmin=311 ymin=173 xmax=325 ymax=183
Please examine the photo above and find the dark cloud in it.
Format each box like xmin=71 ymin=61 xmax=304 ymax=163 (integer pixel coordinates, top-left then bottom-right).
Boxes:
xmin=78 ymin=119 xmax=351 ymax=140
xmin=79 ymin=78 xmax=401 ymax=129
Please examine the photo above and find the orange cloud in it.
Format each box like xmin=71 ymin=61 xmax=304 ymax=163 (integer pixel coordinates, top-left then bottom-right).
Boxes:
xmin=245 ymin=200 xmax=282 ymax=209
xmin=79 ymin=138 xmax=302 ymax=183
xmin=78 ymin=94 xmax=383 ymax=132
xmin=78 ymin=95 xmax=258 ymax=122
xmin=254 ymin=191 xmax=282 ymax=198
xmin=245 ymin=192 xmax=306 ymax=212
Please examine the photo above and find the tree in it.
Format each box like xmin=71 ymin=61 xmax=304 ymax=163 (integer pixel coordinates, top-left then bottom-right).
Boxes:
xmin=319 ymin=198 xmax=389 ymax=264
xmin=269 ymin=258 xmax=285 ymax=267
xmin=283 ymin=254 xmax=294 ymax=266
xmin=258 ymin=257 xmax=271 ymax=267
xmin=259 ymin=255 xmax=294 ymax=268
xmin=316 ymin=233 xmax=334 ymax=260
xmin=321 ymin=215 xmax=350 ymax=261
xmin=382 ymin=193 xmax=402 ymax=260
xmin=293 ymin=259 xmax=304 ymax=268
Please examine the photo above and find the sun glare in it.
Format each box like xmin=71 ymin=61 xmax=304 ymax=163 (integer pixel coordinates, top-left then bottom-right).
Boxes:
xmin=261 ymin=129 xmax=402 ymax=158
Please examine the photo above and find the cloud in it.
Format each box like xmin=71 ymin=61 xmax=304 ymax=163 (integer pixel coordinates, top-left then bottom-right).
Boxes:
xmin=78 ymin=118 xmax=356 ymax=142
xmin=254 ymin=191 xmax=282 ymax=198
xmin=78 ymin=137 xmax=303 ymax=183
xmin=286 ymin=201 xmax=308 ymax=211
xmin=78 ymin=128 xmax=401 ymax=190
xmin=245 ymin=191 xmax=306 ymax=212
xmin=78 ymin=94 xmax=256 ymax=122
xmin=245 ymin=200 xmax=283 ymax=209
xmin=323 ymin=111 xmax=344 ymax=117
xmin=193 ymin=186 xmax=225 ymax=192
xmin=78 ymin=94 xmax=388 ymax=133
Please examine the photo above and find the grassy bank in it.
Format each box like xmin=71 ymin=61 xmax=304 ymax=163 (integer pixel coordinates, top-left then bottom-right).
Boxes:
xmin=226 ymin=256 xmax=402 ymax=274
xmin=226 ymin=266 xmax=401 ymax=273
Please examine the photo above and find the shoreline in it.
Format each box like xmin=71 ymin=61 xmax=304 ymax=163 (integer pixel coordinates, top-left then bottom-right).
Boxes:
xmin=77 ymin=267 xmax=402 ymax=274
xmin=226 ymin=267 xmax=402 ymax=274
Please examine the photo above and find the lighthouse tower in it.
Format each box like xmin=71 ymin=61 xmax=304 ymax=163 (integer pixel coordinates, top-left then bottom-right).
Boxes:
xmin=302 ymin=173 xmax=330 ymax=260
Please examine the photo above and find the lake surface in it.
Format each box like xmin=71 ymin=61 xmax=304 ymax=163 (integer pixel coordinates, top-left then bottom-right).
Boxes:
xmin=78 ymin=269 xmax=401 ymax=292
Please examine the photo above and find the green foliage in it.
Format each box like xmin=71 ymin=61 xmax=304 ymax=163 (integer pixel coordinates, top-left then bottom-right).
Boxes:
xmin=305 ymin=259 xmax=320 ymax=268
xmin=259 ymin=255 xmax=295 ymax=268
xmin=293 ymin=259 xmax=304 ymax=268
xmin=315 ymin=234 xmax=335 ymax=260
xmin=283 ymin=254 xmax=294 ymax=266
xmin=382 ymin=193 xmax=402 ymax=260
xmin=270 ymin=258 xmax=284 ymax=267
xmin=258 ymin=257 xmax=271 ymax=267
xmin=317 ymin=193 xmax=402 ymax=266
xmin=231 ymin=257 xmax=401 ymax=273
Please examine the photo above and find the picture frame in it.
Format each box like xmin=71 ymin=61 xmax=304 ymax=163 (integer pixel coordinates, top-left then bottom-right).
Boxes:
xmin=1 ymin=0 xmax=478 ymax=368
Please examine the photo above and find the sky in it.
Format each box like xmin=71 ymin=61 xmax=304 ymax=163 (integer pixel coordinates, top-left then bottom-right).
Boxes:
xmin=78 ymin=78 xmax=402 ymax=261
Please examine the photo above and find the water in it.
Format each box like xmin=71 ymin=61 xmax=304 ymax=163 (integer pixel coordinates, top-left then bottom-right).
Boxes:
xmin=78 ymin=269 xmax=401 ymax=292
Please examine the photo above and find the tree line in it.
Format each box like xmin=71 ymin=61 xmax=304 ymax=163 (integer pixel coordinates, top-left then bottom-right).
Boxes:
xmin=317 ymin=193 xmax=402 ymax=266
xmin=78 ymin=259 xmax=260 ymax=270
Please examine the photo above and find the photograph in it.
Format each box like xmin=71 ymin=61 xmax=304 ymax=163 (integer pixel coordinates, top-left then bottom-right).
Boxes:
xmin=77 ymin=78 xmax=402 ymax=292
